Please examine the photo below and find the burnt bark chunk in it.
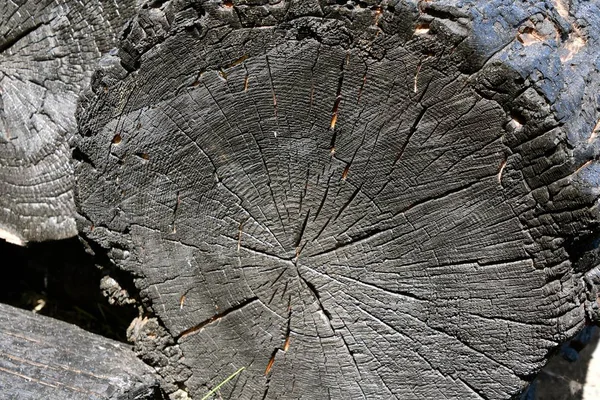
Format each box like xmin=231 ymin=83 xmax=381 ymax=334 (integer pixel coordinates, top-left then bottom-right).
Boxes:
xmin=74 ymin=0 xmax=600 ymax=399
xmin=0 ymin=0 xmax=137 ymax=244
xmin=0 ymin=303 xmax=163 ymax=399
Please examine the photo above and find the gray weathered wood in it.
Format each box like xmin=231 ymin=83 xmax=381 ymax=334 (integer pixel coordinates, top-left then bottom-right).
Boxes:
xmin=74 ymin=0 xmax=600 ymax=399
xmin=0 ymin=302 xmax=163 ymax=399
xmin=0 ymin=0 xmax=137 ymax=245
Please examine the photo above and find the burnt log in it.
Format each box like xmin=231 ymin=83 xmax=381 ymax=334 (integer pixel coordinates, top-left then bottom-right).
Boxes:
xmin=0 ymin=0 xmax=137 ymax=244
xmin=0 ymin=302 xmax=163 ymax=399
xmin=71 ymin=0 xmax=600 ymax=399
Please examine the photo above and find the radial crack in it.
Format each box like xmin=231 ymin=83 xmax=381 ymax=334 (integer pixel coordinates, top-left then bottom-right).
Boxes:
xmin=0 ymin=22 xmax=44 ymax=54
xmin=177 ymin=297 xmax=259 ymax=340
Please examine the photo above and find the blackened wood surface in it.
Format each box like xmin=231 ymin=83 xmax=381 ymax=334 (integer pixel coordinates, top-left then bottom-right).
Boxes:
xmin=0 ymin=303 xmax=163 ymax=399
xmin=0 ymin=0 xmax=136 ymax=244
xmin=75 ymin=0 xmax=600 ymax=399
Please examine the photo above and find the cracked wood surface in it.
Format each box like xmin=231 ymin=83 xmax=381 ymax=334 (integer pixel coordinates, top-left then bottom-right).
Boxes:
xmin=0 ymin=303 xmax=162 ymax=399
xmin=0 ymin=0 xmax=137 ymax=244
xmin=74 ymin=0 xmax=600 ymax=399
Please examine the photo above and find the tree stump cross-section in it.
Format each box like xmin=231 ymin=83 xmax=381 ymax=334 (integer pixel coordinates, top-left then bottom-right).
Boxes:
xmin=75 ymin=0 xmax=600 ymax=399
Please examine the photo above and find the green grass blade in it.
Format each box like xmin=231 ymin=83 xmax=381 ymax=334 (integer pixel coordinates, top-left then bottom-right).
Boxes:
xmin=201 ymin=366 xmax=246 ymax=400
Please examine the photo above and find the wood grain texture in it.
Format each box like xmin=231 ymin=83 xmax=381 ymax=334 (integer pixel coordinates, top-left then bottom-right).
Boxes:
xmin=0 ymin=302 xmax=163 ymax=399
xmin=74 ymin=0 xmax=600 ymax=398
xmin=0 ymin=0 xmax=137 ymax=244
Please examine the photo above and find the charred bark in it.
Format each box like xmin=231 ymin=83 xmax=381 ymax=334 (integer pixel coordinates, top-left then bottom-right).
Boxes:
xmin=0 ymin=302 xmax=164 ymax=399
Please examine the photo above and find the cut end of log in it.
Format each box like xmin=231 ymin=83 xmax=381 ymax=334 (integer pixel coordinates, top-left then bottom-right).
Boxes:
xmin=0 ymin=0 xmax=137 ymax=243
xmin=60 ymin=0 xmax=600 ymax=398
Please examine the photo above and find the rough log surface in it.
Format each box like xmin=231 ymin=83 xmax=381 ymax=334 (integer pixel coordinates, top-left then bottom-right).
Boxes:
xmin=0 ymin=0 xmax=137 ymax=245
xmin=75 ymin=0 xmax=600 ymax=399
xmin=0 ymin=302 xmax=163 ymax=399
